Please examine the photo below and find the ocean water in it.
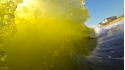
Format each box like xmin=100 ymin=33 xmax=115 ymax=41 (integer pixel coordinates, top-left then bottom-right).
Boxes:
xmin=0 ymin=0 xmax=124 ymax=70
xmin=0 ymin=0 xmax=97 ymax=70
xmin=84 ymin=20 xmax=124 ymax=70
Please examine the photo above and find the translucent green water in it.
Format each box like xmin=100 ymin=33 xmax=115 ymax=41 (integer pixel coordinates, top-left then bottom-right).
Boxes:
xmin=0 ymin=0 xmax=97 ymax=70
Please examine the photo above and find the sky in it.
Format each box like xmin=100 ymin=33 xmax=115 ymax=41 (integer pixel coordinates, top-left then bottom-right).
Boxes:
xmin=84 ymin=0 xmax=124 ymax=26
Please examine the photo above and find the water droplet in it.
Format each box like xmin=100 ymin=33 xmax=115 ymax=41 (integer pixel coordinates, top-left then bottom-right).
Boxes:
xmin=1 ymin=56 xmax=6 ymax=62
xmin=0 ymin=51 xmax=5 ymax=56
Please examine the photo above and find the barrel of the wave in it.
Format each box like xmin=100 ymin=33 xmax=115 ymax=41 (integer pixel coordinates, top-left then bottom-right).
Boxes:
xmin=1 ymin=0 xmax=97 ymax=70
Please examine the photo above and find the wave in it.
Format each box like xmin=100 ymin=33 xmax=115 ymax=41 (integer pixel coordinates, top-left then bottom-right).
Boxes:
xmin=0 ymin=0 xmax=97 ymax=70
xmin=88 ymin=20 xmax=124 ymax=37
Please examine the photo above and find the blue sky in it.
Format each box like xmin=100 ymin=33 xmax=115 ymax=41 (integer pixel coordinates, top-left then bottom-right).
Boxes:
xmin=84 ymin=0 xmax=124 ymax=26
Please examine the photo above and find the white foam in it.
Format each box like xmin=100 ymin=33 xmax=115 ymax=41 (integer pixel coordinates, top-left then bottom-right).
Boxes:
xmin=88 ymin=20 xmax=124 ymax=37
xmin=103 ymin=20 xmax=124 ymax=30
xmin=115 ymin=57 xmax=124 ymax=60
xmin=104 ymin=57 xmax=124 ymax=60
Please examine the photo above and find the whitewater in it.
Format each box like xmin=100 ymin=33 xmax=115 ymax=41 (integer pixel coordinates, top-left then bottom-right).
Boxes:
xmin=82 ymin=20 xmax=124 ymax=70
xmin=89 ymin=20 xmax=124 ymax=37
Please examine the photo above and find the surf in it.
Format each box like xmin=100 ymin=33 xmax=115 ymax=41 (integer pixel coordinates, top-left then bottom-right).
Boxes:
xmin=0 ymin=0 xmax=97 ymax=70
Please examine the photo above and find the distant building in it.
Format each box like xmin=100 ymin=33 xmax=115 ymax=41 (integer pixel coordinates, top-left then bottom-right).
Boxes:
xmin=102 ymin=16 xmax=117 ymax=25
xmin=98 ymin=22 xmax=103 ymax=27
xmin=106 ymin=16 xmax=117 ymax=22
xmin=103 ymin=19 xmax=108 ymax=23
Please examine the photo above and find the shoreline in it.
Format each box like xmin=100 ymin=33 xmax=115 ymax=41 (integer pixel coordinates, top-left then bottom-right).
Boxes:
xmin=104 ymin=16 xmax=124 ymax=26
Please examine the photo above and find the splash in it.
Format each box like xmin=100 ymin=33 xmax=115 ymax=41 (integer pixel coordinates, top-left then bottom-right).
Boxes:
xmin=0 ymin=0 xmax=97 ymax=70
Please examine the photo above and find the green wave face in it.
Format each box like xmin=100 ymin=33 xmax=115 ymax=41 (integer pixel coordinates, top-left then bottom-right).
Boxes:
xmin=0 ymin=0 xmax=97 ymax=70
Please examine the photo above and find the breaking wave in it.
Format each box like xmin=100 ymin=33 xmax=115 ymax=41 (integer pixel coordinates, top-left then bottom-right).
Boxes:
xmin=0 ymin=0 xmax=97 ymax=70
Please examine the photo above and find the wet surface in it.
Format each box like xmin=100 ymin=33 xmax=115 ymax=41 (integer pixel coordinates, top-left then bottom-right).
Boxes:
xmin=72 ymin=23 xmax=124 ymax=70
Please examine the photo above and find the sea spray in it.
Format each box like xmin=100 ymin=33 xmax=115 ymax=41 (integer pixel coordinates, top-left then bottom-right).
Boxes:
xmin=0 ymin=0 xmax=97 ymax=70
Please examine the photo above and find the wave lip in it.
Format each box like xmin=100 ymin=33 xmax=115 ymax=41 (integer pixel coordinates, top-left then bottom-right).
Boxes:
xmin=88 ymin=20 xmax=124 ymax=37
